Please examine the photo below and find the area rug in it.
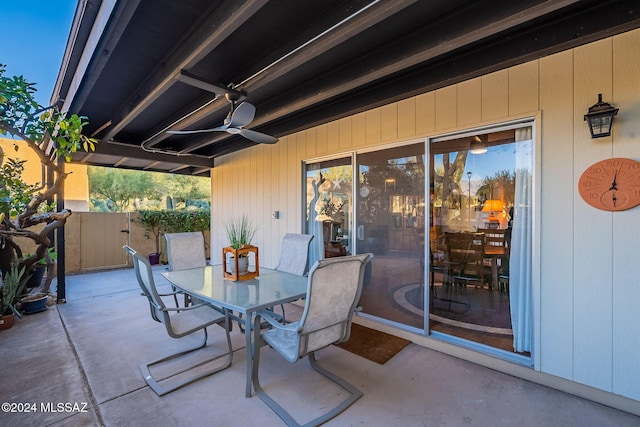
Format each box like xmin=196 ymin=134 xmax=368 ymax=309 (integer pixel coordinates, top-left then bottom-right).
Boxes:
xmin=335 ymin=323 xmax=410 ymax=364
xmin=393 ymin=283 xmax=513 ymax=336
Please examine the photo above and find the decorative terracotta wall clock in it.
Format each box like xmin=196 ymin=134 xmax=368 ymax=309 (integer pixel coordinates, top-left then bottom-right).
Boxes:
xmin=578 ymin=157 xmax=640 ymax=211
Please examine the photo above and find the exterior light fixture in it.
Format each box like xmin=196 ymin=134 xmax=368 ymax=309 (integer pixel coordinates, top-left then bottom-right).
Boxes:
xmin=469 ymin=136 xmax=487 ymax=154
xmin=584 ymin=94 xmax=618 ymax=138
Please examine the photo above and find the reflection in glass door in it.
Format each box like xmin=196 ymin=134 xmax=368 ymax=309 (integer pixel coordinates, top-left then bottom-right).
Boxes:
xmin=429 ymin=125 xmax=533 ymax=355
xmin=355 ymin=143 xmax=425 ymax=329
xmin=304 ymin=157 xmax=353 ymax=268
xmin=302 ymin=130 xmax=532 ymax=358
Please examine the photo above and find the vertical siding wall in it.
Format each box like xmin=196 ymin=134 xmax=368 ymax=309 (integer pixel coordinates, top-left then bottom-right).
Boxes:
xmin=212 ymin=29 xmax=640 ymax=401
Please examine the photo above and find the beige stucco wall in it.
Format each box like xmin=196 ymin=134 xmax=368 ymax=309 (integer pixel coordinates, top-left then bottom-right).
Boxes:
xmin=210 ymin=28 xmax=640 ymax=406
xmin=0 ymin=138 xmax=90 ymax=262
xmin=0 ymin=137 xmax=89 ymax=212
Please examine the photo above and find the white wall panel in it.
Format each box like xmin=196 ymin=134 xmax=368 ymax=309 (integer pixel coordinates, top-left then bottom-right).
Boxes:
xmin=352 ymin=111 xmax=366 ymax=148
xmin=457 ymin=78 xmax=482 ymax=126
xmin=365 ymin=108 xmax=381 ymax=145
xmin=380 ymin=103 xmax=398 ymax=142
xmin=339 ymin=117 xmax=352 ymax=150
xmin=612 ymin=30 xmax=640 ymax=400
xmin=435 ymin=86 xmax=456 ymax=131
xmin=509 ymin=62 xmax=539 ymax=116
xmin=573 ymin=38 xmax=614 ymax=392
xmin=481 ymin=69 xmax=509 ymax=121
xmin=398 ymin=97 xmax=416 ymax=139
xmin=538 ymin=50 xmax=575 ymax=377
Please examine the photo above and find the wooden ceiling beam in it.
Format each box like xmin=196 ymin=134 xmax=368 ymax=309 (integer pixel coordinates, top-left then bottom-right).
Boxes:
xmin=170 ymin=0 xmax=419 ymax=154
xmin=97 ymin=0 xmax=269 ymax=146
xmin=179 ymin=0 xmax=581 ymax=155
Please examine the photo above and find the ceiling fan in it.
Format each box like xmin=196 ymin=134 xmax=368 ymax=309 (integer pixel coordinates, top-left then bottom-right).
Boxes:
xmin=167 ymin=93 xmax=278 ymax=144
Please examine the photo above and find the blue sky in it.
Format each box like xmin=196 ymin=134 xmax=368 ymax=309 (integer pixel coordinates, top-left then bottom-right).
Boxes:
xmin=1 ymin=1 xmax=77 ymax=106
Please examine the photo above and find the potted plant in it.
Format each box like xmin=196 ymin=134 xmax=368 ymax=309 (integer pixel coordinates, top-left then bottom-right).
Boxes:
xmin=23 ymin=247 xmax=57 ymax=290
xmin=224 ymin=215 xmax=256 ymax=276
xmin=136 ymin=210 xmax=165 ymax=264
xmin=1 ymin=264 xmax=29 ymax=329
xmin=19 ymin=292 xmax=49 ymax=314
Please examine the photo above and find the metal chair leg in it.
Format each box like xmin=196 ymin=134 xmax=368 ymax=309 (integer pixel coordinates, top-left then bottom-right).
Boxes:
xmin=252 ymin=342 xmax=362 ymax=427
xmin=140 ymin=324 xmax=233 ymax=396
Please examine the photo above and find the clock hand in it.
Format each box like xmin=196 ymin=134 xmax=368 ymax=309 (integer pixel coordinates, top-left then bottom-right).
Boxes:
xmin=609 ymin=170 xmax=618 ymax=191
xmin=612 ymin=190 xmax=617 ymax=207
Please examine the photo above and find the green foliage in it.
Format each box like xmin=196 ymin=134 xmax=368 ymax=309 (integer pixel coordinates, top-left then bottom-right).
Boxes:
xmin=24 ymin=247 xmax=57 ymax=266
xmin=1 ymin=264 xmax=29 ymax=315
xmin=88 ymin=166 xmax=210 ymax=212
xmin=0 ymin=158 xmax=45 ymax=217
xmin=0 ymin=64 xmax=97 ymax=276
xmin=88 ymin=167 xmax=159 ymax=212
xmin=0 ymin=64 xmax=96 ymax=162
xmin=478 ymin=169 xmax=516 ymax=206
xmin=162 ymin=173 xmax=211 ymax=205
xmin=224 ymin=215 xmax=255 ymax=250
xmin=136 ymin=209 xmax=210 ymax=253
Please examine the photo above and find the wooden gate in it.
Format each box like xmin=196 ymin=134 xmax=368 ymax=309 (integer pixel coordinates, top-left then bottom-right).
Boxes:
xmin=78 ymin=212 xmax=130 ymax=270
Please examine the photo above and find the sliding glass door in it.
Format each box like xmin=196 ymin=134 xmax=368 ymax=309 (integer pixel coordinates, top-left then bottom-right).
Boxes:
xmin=303 ymin=124 xmax=533 ymax=357
xmin=354 ymin=143 xmax=426 ymax=328
xmin=429 ymin=124 xmax=533 ymax=355
xmin=304 ymin=157 xmax=353 ymax=268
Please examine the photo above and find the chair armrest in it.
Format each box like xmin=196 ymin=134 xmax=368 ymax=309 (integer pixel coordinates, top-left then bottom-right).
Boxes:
xmin=162 ymin=302 xmax=216 ymax=313
xmin=257 ymin=309 xmax=301 ymax=332
xmin=157 ymin=291 xmax=183 ymax=297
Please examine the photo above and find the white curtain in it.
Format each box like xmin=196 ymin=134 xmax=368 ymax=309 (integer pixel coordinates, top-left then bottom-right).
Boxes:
xmin=510 ymin=127 xmax=533 ymax=353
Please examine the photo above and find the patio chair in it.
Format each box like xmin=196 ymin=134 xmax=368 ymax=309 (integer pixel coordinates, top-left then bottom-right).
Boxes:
xmin=123 ymin=245 xmax=233 ymax=396
xmin=238 ymin=233 xmax=315 ymax=332
xmin=165 ymin=232 xmax=207 ymax=306
xmin=274 ymin=233 xmax=314 ymax=321
xmin=252 ymin=253 xmax=373 ymax=427
xmin=165 ymin=231 xmax=208 ymax=270
xmin=275 ymin=233 xmax=315 ymax=276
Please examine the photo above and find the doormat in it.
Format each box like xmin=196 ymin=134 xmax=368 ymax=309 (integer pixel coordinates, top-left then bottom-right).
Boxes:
xmin=335 ymin=324 xmax=410 ymax=365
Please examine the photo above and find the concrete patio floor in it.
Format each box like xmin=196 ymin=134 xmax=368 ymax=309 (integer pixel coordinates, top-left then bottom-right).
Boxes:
xmin=1 ymin=265 xmax=639 ymax=427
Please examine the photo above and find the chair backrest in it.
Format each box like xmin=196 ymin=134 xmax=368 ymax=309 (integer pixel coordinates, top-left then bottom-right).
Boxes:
xmin=123 ymin=245 xmax=168 ymax=324
xmin=297 ymin=253 xmax=373 ymax=355
xmin=477 ymin=228 xmax=507 ymax=249
xmin=165 ymin=232 xmax=207 ymax=271
xmin=444 ymin=232 xmax=485 ymax=274
xmin=412 ymin=227 xmax=425 ymax=253
xmin=275 ymin=233 xmax=315 ymax=276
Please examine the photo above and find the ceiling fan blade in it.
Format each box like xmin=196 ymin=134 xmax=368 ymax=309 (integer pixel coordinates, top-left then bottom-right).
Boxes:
xmin=240 ymin=128 xmax=279 ymax=144
xmin=167 ymin=126 xmax=227 ymax=135
xmin=228 ymin=102 xmax=256 ymax=128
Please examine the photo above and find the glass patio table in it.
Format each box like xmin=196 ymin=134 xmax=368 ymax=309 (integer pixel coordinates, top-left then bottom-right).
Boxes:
xmin=162 ymin=264 xmax=308 ymax=397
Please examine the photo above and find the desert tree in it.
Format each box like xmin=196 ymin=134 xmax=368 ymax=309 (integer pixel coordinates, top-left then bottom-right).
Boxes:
xmin=0 ymin=64 xmax=96 ymax=294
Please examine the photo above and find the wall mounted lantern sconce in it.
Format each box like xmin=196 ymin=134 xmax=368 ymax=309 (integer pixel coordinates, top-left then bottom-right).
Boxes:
xmin=584 ymin=94 xmax=619 ymax=138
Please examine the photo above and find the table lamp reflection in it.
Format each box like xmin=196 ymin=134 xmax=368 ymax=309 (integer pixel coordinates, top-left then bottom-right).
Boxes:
xmin=482 ymin=199 xmax=504 ymax=224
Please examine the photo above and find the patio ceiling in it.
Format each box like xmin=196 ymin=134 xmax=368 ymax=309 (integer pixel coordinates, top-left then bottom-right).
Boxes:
xmin=56 ymin=0 xmax=640 ymax=177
